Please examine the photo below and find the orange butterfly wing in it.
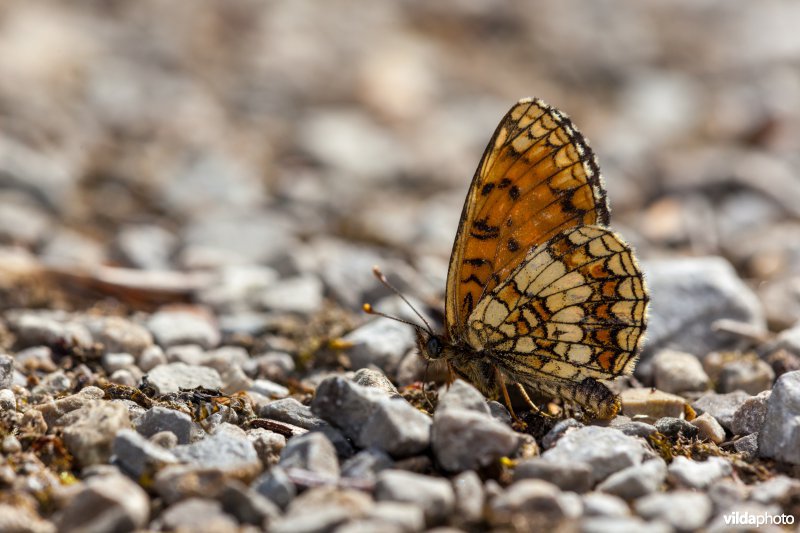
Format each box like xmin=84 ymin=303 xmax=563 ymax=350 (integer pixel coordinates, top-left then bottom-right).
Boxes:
xmin=445 ymin=98 xmax=610 ymax=340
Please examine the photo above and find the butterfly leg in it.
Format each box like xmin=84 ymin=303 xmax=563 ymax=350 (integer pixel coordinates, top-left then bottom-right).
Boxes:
xmin=514 ymin=383 xmax=558 ymax=419
xmin=494 ymin=366 xmax=522 ymax=424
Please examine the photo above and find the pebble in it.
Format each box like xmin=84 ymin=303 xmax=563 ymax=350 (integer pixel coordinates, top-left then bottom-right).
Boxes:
xmin=146 ymin=308 xmax=221 ymax=349
xmin=581 ymin=516 xmax=672 ymax=533
xmin=452 ymin=470 xmax=484 ymax=526
xmin=342 ymin=317 xmax=415 ymax=374
xmin=366 ymin=501 xmax=426 ymax=532
xmin=717 ymin=358 xmax=775 ymax=394
xmin=436 ymin=379 xmax=491 ymax=415
xmin=750 ymin=475 xmax=800 ymax=506
xmin=247 ymin=428 xmax=286 ymax=467
xmin=101 ymin=352 xmax=135 ymax=374
xmin=758 ymin=370 xmax=800 ymax=464
xmin=260 ymin=398 xmax=326 ymax=430
xmin=620 ymin=388 xmax=690 ymax=423
xmin=634 ymin=490 xmax=713 ymax=532
xmin=252 ymin=466 xmax=297 ymax=509
xmin=0 ymin=388 xmax=15 ymax=410
xmin=250 ymin=379 xmax=290 ymax=399
xmin=667 ymin=456 xmax=733 ymax=489
xmin=582 ymin=492 xmax=631 ymax=517
xmin=358 ymin=397 xmax=432 ymax=457
xmin=375 ymin=469 xmax=455 ymax=526
xmin=59 ymin=400 xmax=131 ymax=466
xmin=352 ymin=368 xmax=400 ymax=397
xmin=157 ymin=498 xmax=238 ymax=532
xmin=541 ymin=426 xmax=651 ymax=485
xmin=596 ymin=458 xmax=666 ymax=500
xmin=691 ymin=390 xmax=750 ymax=432
xmin=112 ymin=429 xmax=178 ymax=477
xmin=651 ymin=349 xmax=710 ymax=393
xmin=0 ymin=503 xmax=55 ymax=533
xmin=138 ymin=345 xmax=168 ymax=372
xmin=219 ymin=481 xmax=280 ymax=527
xmin=609 ymin=420 xmax=658 ymax=439
xmin=272 ymin=487 xmax=373 ymax=533
xmin=171 ymin=429 xmax=261 ymax=477
xmin=146 ymin=362 xmax=223 ymax=394
xmin=489 ymin=479 xmax=578 ymax=524
xmin=133 ymin=405 xmax=194 ymax=444
xmin=513 ymin=457 xmax=593 ymax=493
xmin=733 ymin=433 xmax=759 ymax=460
xmin=654 ymin=417 xmax=700 ymax=440
xmin=0 ymin=354 xmax=13 ymax=389
xmin=690 ymin=412 xmax=726 ymax=443
xmin=84 ymin=316 xmax=154 ymax=356
xmin=431 ymin=406 xmax=520 ymax=472
xmin=56 ymin=474 xmax=149 ymax=533
xmin=310 ymin=376 xmax=389 ymax=441
xmin=541 ymin=418 xmax=583 ymax=449
xmin=341 ymin=448 xmax=394 ymax=482
xmin=7 ymin=311 xmax=94 ymax=351
xmin=731 ymin=390 xmax=771 ymax=435
xmin=278 ymin=431 xmax=340 ymax=479
xmin=639 ymin=257 xmax=765 ymax=361
xmin=258 ymin=274 xmax=324 ymax=314
xmin=114 ymin=223 xmax=177 ymax=270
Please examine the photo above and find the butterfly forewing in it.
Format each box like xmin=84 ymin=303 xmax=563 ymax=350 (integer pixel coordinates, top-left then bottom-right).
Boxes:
xmin=445 ymin=98 xmax=611 ymax=340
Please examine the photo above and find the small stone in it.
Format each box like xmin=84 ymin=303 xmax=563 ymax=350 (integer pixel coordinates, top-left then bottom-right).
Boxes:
xmin=14 ymin=346 xmax=56 ymax=372
xmin=432 ymin=407 xmax=520 ymax=472
xmin=580 ymin=517 xmax=672 ymax=533
xmin=582 ymin=492 xmax=631 ymax=517
xmin=731 ymin=390 xmax=770 ymax=435
xmin=0 ymin=354 xmax=13 ymax=389
xmin=750 ymin=475 xmax=800 ymax=506
xmin=109 ymin=369 xmax=138 ymax=387
xmin=620 ymin=388 xmax=691 ymax=423
xmin=115 ymin=223 xmax=177 ymax=270
xmin=341 ymin=448 xmax=394 ymax=481
xmin=85 ymin=316 xmax=153 ymax=357
xmin=436 ymin=379 xmax=491 ymax=415
xmin=718 ymin=358 xmax=775 ymax=394
xmin=112 ymin=429 xmax=178 ymax=478
xmin=59 ymin=401 xmax=131 ymax=466
xmin=310 ymin=376 xmax=389 ymax=441
xmin=358 ymin=398 xmax=431 ymax=457
xmin=514 ymin=457 xmax=593 ymax=493
xmin=56 ymin=475 xmax=149 ymax=533
xmin=342 ymin=318 xmax=415 ymax=374
xmin=0 ymin=502 xmax=55 ymax=533
xmin=247 ymin=429 xmax=286 ymax=467
xmin=101 ymin=352 xmax=136 ymax=374
xmin=690 ymin=412 xmax=726 ymax=443
xmin=541 ymin=426 xmax=651 ymax=485
xmin=259 ymin=274 xmax=324 ymax=314
xmin=609 ymin=420 xmax=657 ymax=439
xmin=452 ymin=470 xmax=484 ymax=526
xmin=146 ymin=362 xmax=222 ymax=394
xmin=150 ymin=431 xmax=178 ymax=449
xmin=651 ymin=349 xmax=710 ymax=393
xmin=758 ymin=370 xmax=800 ymax=464
xmin=366 ymin=502 xmax=426 ymax=532
xmin=654 ymin=417 xmax=700 ymax=440
xmin=596 ymin=458 xmax=666 ymax=500
xmin=733 ymin=433 xmax=759 ymax=461
xmin=253 ymin=466 xmax=296 ymax=509
xmin=278 ymin=431 xmax=340 ymax=479
xmin=147 ymin=308 xmax=221 ymax=349
xmin=706 ymin=478 xmax=748 ymax=514
xmin=375 ymin=469 xmax=455 ymax=526
xmin=487 ymin=400 xmax=512 ymax=425
xmin=260 ymin=397 xmax=326 ymax=430
xmin=541 ymin=418 xmax=583 ymax=449
xmin=490 ymin=479 xmax=575 ymax=523
xmin=171 ymin=430 xmax=261 ymax=477
xmin=352 ymin=368 xmax=400 ymax=397
xmin=243 ymin=351 xmax=296 ymax=380
xmin=138 ymin=345 xmax=167 ymax=372
xmin=691 ymin=390 xmax=750 ymax=432
xmin=134 ymin=405 xmax=194 ymax=444
xmin=667 ymin=456 xmax=732 ymax=489
xmin=219 ymin=481 xmax=280 ymax=526
xmin=0 ymin=388 xmax=14 ymax=410
xmin=272 ymin=487 xmax=373 ymax=533
xmin=158 ymin=498 xmax=238 ymax=532
xmin=250 ymin=379 xmax=290 ymax=399
xmin=634 ymin=490 xmax=713 ymax=532
xmin=7 ymin=311 xmax=94 ymax=351
xmin=2 ymin=435 xmax=21 ymax=454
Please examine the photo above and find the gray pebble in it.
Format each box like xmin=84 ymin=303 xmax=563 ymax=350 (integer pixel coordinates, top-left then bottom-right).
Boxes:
xmin=37 ymin=386 xmax=105 ymax=426
xmin=452 ymin=470 xmax=484 ymax=526
xmin=690 ymin=412 xmax=726 ymax=443
xmin=596 ymin=458 xmax=666 ymax=500
xmin=431 ymin=407 xmax=520 ymax=472
xmin=0 ymin=388 xmax=14 ymax=410
xmin=134 ymin=405 xmax=194 ymax=444
xmin=247 ymin=428 xmax=286 ymax=467
xmin=667 ymin=456 xmax=732 ymax=489
xmin=758 ymin=370 xmax=800 ymax=464
xmin=112 ymin=429 xmax=178 ymax=478
xmin=243 ymin=351 xmax=296 ymax=380
xmin=541 ymin=418 xmax=583 ymax=449
xmin=219 ymin=481 xmax=280 ymax=527
xmin=634 ymin=490 xmax=713 ymax=532
xmin=253 ymin=466 xmax=297 ymax=509
xmin=260 ymin=398 xmax=325 ymax=430
xmin=310 ymin=376 xmax=389 ymax=440
xmin=150 ymin=431 xmax=178 ymax=449
xmin=750 ymin=475 xmax=800 ymax=506
xmin=366 ymin=501 xmax=426 ymax=532
xmin=138 ymin=345 xmax=167 ymax=372
xmin=581 ymin=516 xmax=672 ymax=533
xmin=691 ymin=390 xmax=750 ymax=432
xmin=146 ymin=362 xmax=222 ymax=394
xmin=172 ymin=431 xmax=261 ymax=475
xmin=487 ymin=400 xmax=512 ymax=425
xmin=6 ymin=311 xmax=94 ymax=351
xmin=358 ymin=398 xmax=431 ymax=457
xmin=273 ymin=486 xmax=373 ymax=533
xmin=731 ymin=390 xmax=770 ymax=435
xmin=352 ymin=368 xmax=400 ymax=397
xmin=582 ymin=492 xmax=631 ymax=517
xmin=57 ymin=475 xmax=149 ymax=532
xmin=490 ymin=479 xmax=577 ymax=523
xmin=109 ymin=368 xmax=138 ymax=387
xmin=654 ymin=417 xmax=700 ymax=439
xmin=375 ymin=469 xmax=455 ymax=526
xmin=541 ymin=426 xmax=650 ymax=485
xmin=0 ymin=502 xmax=55 ymax=533
xmin=514 ymin=456 xmax=593 ymax=493
xmin=0 ymin=354 xmax=13 ymax=389
xmin=436 ymin=379 xmax=490 ymax=415
xmin=157 ymin=498 xmax=238 ymax=532
xmin=101 ymin=352 xmax=135 ymax=374
xmin=342 ymin=318 xmax=415 ymax=374
xmin=733 ymin=433 xmax=759 ymax=461
xmin=279 ymin=431 xmax=340 ymax=479
xmin=147 ymin=309 xmax=221 ymax=349
xmin=341 ymin=448 xmax=394 ymax=482
xmin=610 ymin=421 xmax=657 ymax=439
xmin=259 ymin=274 xmax=324 ymax=314
xmin=250 ymin=379 xmax=289 ymax=399
xmin=115 ymin=223 xmax=177 ymax=270
xmin=718 ymin=358 xmax=775 ymax=395
xmin=59 ymin=401 xmax=131 ymax=466
xmin=85 ymin=316 xmax=153 ymax=357
xmin=651 ymin=349 xmax=710 ymax=393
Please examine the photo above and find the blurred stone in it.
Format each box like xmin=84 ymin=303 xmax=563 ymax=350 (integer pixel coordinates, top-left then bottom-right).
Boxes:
xmin=733 ymin=433 xmax=759 ymax=461
xmin=691 ymin=390 xmax=749 ymax=432
xmin=197 ymin=265 xmax=279 ymax=312
xmin=638 ymin=257 xmax=765 ymax=363
xmin=310 ymin=376 xmax=389 ymax=441
xmin=651 ymin=349 xmax=709 ymax=393
xmin=731 ymin=390 xmax=770 ymax=435
xmin=750 ymin=475 xmax=800 ymax=506
xmin=114 ymin=224 xmax=177 ymax=270
xmin=758 ymin=370 xmax=800 ymax=464
xmin=437 ymin=379 xmax=491 ymax=415
xmin=343 ymin=318 xmax=415 ymax=374
xmin=0 ymin=197 xmax=51 ymax=246
xmin=157 ymin=498 xmax=238 ymax=532
xmin=146 ymin=362 xmax=222 ymax=394
xmin=56 ymin=475 xmax=149 ymax=533
xmin=451 ymin=470 xmax=484 ymax=526
xmin=489 ymin=479 xmax=577 ymax=524
xmin=219 ymin=481 xmax=280 ymax=527
xmin=112 ymin=429 xmax=178 ymax=478
xmin=6 ymin=311 xmax=93 ymax=351
xmin=134 ymin=405 xmax=194 ymax=444
xmin=341 ymin=448 xmax=394 ymax=482
xmin=40 ymin=228 xmax=106 ymax=266
xmin=258 ymin=274 xmax=324 ymax=314
xmin=758 ymin=276 xmax=800 ymax=330
xmin=375 ymin=469 xmax=454 ymax=526
xmin=260 ymin=398 xmax=325 ymax=430
xmin=596 ymin=458 xmax=666 ymax=500
xmin=252 ymin=466 xmax=296 ymax=510
xmin=138 ymin=345 xmax=167 ymax=372
xmin=667 ymin=456 xmax=732 ymax=489
xmin=272 ymin=486 xmax=373 ymax=533
xmin=718 ymin=358 xmax=775 ymax=394
xmin=634 ymin=490 xmax=713 ymax=532
xmin=59 ymin=401 xmax=131 ymax=466
xmin=541 ymin=418 xmax=583 ymax=449
xmin=0 ymin=502 xmax=55 ymax=533
xmin=37 ymin=386 xmax=105 ymax=426
xmin=278 ymin=432 xmax=340 ymax=479
xmin=0 ymin=354 xmax=12 ymax=389
xmin=247 ymin=428 xmax=286 ymax=467
xmin=171 ymin=430 xmax=261 ymax=477
xmin=582 ymin=492 xmax=630 ymax=517
xmin=620 ymin=388 xmax=690 ymax=423
xmin=352 ymin=368 xmax=400 ymax=397
xmin=358 ymin=397 xmax=432 ymax=457
xmin=654 ymin=417 xmax=699 ymax=440
xmin=513 ymin=457 xmax=593 ymax=493
xmin=147 ymin=308 xmax=220 ymax=349
xmin=690 ymin=412 xmax=726 ymax=443
xmin=432 ymin=406 xmax=519 ymax=473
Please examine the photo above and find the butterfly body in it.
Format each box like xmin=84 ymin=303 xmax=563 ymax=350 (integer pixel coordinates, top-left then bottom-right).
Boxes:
xmin=418 ymin=98 xmax=648 ymax=420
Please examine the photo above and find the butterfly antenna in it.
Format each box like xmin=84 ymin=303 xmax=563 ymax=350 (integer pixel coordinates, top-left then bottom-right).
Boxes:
xmin=368 ymin=265 xmax=434 ymax=335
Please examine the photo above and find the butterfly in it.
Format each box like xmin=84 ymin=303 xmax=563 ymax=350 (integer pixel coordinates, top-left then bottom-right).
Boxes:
xmin=402 ymin=97 xmax=649 ymax=420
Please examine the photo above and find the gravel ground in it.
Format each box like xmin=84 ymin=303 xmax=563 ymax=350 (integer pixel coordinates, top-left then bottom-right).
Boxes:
xmin=1 ymin=2 xmax=800 ymax=532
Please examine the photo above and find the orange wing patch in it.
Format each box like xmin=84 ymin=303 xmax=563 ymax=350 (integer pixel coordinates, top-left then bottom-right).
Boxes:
xmin=445 ymin=98 xmax=610 ymax=340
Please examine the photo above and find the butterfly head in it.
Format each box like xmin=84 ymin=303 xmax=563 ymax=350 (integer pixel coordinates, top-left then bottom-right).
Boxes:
xmin=415 ymin=329 xmax=445 ymax=361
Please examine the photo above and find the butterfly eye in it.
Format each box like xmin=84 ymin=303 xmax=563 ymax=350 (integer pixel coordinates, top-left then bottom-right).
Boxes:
xmin=426 ymin=336 xmax=443 ymax=359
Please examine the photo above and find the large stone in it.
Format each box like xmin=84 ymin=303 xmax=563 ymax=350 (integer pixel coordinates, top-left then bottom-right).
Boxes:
xmin=56 ymin=475 xmax=149 ymax=533
xmin=310 ymin=376 xmax=389 ymax=440
xmin=758 ymin=370 xmax=800 ymax=464
xmin=59 ymin=401 xmax=131 ymax=466
xmin=432 ymin=407 xmax=520 ymax=472
xmin=358 ymin=398 xmax=432 ymax=457
xmin=278 ymin=431 xmax=340 ymax=478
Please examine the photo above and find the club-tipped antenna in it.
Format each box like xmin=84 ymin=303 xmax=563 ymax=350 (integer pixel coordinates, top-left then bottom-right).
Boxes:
xmin=365 ymin=265 xmax=434 ymax=335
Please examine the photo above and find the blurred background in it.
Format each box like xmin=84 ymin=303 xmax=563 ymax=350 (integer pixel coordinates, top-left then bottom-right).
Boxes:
xmin=1 ymin=0 xmax=800 ymax=330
